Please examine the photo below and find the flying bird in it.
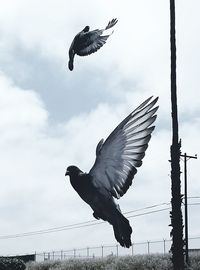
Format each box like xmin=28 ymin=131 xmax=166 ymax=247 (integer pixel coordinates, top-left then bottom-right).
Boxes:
xmin=65 ymin=96 xmax=159 ymax=248
xmin=68 ymin=18 xmax=118 ymax=71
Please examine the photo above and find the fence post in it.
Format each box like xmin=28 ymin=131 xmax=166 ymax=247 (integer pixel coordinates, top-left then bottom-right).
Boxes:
xmin=116 ymin=245 xmax=119 ymax=257
xmin=147 ymin=241 xmax=150 ymax=254
xmin=163 ymin=239 xmax=166 ymax=254
xmin=61 ymin=250 xmax=63 ymax=260
xmin=131 ymin=243 xmax=134 ymax=256
xmin=87 ymin=247 xmax=89 ymax=258
xmin=101 ymin=246 xmax=104 ymax=258
xmin=73 ymin=249 xmax=76 ymax=258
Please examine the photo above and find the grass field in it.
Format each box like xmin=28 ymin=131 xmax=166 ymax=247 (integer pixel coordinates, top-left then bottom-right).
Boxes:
xmin=26 ymin=254 xmax=200 ymax=270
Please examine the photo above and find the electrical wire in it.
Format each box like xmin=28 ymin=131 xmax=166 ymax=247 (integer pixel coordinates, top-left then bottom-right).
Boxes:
xmin=1 ymin=198 xmax=199 ymax=240
xmin=0 ymin=202 xmax=171 ymax=240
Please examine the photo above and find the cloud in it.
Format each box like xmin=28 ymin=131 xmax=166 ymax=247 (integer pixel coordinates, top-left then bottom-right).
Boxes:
xmin=0 ymin=73 xmax=48 ymax=145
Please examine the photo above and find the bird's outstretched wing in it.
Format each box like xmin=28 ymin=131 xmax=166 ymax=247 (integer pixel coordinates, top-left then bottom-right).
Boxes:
xmin=89 ymin=96 xmax=159 ymax=199
xmin=77 ymin=18 xmax=118 ymax=56
xmin=76 ymin=30 xmax=110 ymax=56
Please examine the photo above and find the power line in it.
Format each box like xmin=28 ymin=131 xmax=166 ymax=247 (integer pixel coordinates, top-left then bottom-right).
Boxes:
xmin=1 ymin=200 xmax=198 ymax=240
xmin=0 ymin=203 xmax=171 ymax=240
xmin=124 ymin=202 xmax=170 ymax=214
xmin=127 ymin=207 xmax=170 ymax=218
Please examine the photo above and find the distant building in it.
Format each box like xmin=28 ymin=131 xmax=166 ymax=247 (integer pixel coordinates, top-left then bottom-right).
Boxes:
xmin=6 ymin=254 xmax=36 ymax=263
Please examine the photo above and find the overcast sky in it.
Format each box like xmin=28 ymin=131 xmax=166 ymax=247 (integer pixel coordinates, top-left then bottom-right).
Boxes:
xmin=0 ymin=0 xmax=200 ymax=256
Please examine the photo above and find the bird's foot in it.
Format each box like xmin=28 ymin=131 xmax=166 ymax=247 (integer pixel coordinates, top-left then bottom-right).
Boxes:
xmin=93 ymin=212 xmax=100 ymax=220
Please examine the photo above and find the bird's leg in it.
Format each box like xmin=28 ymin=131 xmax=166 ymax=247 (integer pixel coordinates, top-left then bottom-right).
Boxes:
xmin=93 ymin=212 xmax=100 ymax=220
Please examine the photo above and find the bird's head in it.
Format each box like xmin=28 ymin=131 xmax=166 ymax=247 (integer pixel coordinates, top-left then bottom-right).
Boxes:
xmin=83 ymin=26 xmax=89 ymax=32
xmin=65 ymin=165 xmax=81 ymax=177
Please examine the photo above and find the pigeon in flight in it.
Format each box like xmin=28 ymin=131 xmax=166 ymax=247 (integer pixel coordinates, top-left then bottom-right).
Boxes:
xmin=65 ymin=96 xmax=159 ymax=247
xmin=68 ymin=18 xmax=118 ymax=71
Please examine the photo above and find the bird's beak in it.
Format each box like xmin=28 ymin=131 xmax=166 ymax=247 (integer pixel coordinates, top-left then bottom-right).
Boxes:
xmin=65 ymin=171 xmax=69 ymax=176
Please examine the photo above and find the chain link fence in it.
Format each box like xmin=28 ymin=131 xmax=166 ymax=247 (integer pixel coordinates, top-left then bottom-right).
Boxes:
xmin=5 ymin=237 xmax=199 ymax=262
xmin=35 ymin=238 xmax=173 ymax=261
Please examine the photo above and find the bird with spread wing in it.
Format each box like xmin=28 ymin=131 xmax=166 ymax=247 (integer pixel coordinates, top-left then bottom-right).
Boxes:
xmin=68 ymin=18 xmax=118 ymax=71
xmin=65 ymin=96 xmax=159 ymax=248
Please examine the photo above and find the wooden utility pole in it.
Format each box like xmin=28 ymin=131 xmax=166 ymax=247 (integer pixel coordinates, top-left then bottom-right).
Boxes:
xmin=169 ymin=0 xmax=185 ymax=269
xmin=180 ymin=153 xmax=197 ymax=266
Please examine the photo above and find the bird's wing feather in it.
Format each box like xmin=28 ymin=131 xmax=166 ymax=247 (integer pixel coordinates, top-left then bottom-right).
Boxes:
xmin=89 ymin=96 xmax=159 ymax=199
xmin=76 ymin=30 xmax=110 ymax=56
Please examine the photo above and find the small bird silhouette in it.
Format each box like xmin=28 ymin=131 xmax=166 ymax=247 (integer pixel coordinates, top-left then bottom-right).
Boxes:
xmin=68 ymin=18 xmax=118 ymax=71
xmin=65 ymin=96 xmax=159 ymax=247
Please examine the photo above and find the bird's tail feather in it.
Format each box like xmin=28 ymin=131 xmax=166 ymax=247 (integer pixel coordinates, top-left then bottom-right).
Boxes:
xmin=112 ymin=211 xmax=132 ymax=248
xmin=105 ymin=18 xmax=118 ymax=30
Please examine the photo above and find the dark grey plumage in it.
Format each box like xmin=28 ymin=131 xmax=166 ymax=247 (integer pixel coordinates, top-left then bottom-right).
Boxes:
xmin=68 ymin=18 xmax=118 ymax=71
xmin=65 ymin=96 xmax=159 ymax=247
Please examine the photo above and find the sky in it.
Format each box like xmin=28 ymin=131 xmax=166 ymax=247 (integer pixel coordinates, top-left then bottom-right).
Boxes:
xmin=0 ymin=0 xmax=200 ymax=256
